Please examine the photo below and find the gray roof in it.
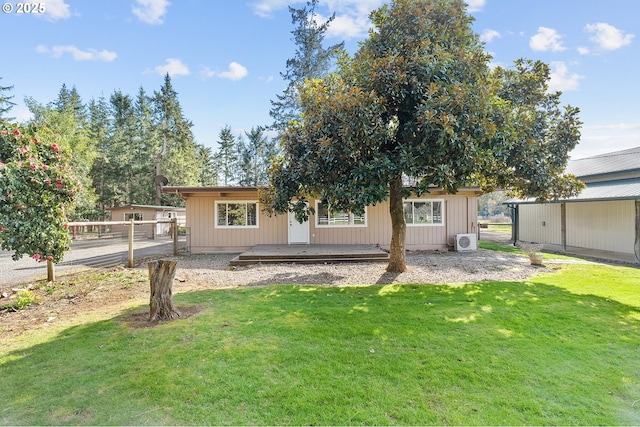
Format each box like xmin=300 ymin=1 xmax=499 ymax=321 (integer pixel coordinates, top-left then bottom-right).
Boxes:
xmin=506 ymin=178 xmax=640 ymax=205
xmin=569 ymin=178 xmax=640 ymax=202
xmin=506 ymin=146 xmax=640 ymax=204
xmin=566 ymin=146 xmax=640 ymax=178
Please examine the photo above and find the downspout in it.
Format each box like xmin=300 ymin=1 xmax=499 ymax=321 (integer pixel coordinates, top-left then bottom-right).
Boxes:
xmin=561 ymin=203 xmax=567 ymax=254
xmin=508 ymin=203 xmax=519 ymax=246
xmin=635 ymin=199 xmax=640 ymax=264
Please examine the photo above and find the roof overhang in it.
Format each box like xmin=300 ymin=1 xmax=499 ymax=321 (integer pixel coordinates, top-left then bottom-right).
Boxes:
xmin=504 ymin=178 xmax=640 ymax=205
xmin=162 ymin=186 xmax=260 ymax=198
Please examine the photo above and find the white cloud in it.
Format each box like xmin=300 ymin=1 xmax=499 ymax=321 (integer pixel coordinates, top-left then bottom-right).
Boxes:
xmin=465 ymin=0 xmax=486 ymax=13
xmin=318 ymin=12 xmax=370 ymax=39
xmin=585 ymin=22 xmax=634 ymax=51
xmin=480 ymin=29 xmax=500 ymax=43
xmin=577 ymin=46 xmax=590 ymax=55
xmin=155 ymin=58 xmax=189 ymax=77
xmin=218 ymin=62 xmax=248 ymax=81
xmin=42 ymin=0 xmax=71 ymax=20
xmin=530 ymin=27 xmax=566 ymax=52
xmin=132 ymin=0 xmax=170 ymax=25
xmin=548 ymin=61 xmax=584 ymax=92
xmin=200 ymin=66 xmax=216 ymax=79
xmin=36 ymin=45 xmax=117 ymax=62
xmin=251 ymin=0 xmax=289 ymax=18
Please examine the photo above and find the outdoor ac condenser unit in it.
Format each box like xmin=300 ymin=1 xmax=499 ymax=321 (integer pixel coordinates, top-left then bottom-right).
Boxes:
xmin=454 ymin=233 xmax=477 ymax=252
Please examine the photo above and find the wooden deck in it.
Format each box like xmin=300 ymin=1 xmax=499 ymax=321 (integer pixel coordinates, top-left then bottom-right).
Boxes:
xmin=230 ymin=244 xmax=390 ymax=266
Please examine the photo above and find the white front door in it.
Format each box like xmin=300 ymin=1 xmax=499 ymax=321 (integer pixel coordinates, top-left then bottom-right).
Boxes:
xmin=156 ymin=213 xmax=163 ymax=236
xmin=288 ymin=211 xmax=310 ymax=244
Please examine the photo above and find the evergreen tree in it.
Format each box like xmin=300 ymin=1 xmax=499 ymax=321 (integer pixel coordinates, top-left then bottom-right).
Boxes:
xmin=215 ymin=125 xmax=238 ymax=185
xmin=196 ymin=145 xmax=218 ymax=186
xmin=269 ymin=0 xmax=344 ymax=132
xmin=87 ymin=95 xmax=111 ymax=217
xmin=109 ymin=91 xmax=138 ymax=206
xmin=153 ymin=74 xmax=201 ymax=205
xmin=0 ymin=77 xmax=16 ymax=120
xmin=237 ymin=127 xmax=270 ymax=186
xmin=131 ymin=87 xmax=160 ymax=204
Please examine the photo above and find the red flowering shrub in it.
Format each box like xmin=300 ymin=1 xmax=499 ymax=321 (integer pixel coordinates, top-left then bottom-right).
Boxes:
xmin=0 ymin=121 xmax=79 ymax=263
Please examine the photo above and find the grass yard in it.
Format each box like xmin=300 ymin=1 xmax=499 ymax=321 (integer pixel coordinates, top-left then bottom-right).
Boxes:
xmin=486 ymin=223 xmax=513 ymax=233
xmin=1 ymin=252 xmax=639 ymax=425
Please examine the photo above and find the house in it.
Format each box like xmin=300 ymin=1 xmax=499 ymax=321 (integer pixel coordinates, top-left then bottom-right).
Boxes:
xmin=506 ymin=146 xmax=640 ymax=263
xmin=108 ymin=204 xmax=186 ymax=238
xmin=161 ymin=186 xmax=482 ymax=253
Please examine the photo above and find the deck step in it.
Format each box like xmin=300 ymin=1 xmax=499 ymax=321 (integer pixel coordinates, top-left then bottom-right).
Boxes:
xmin=230 ymin=255 xmax=389 ymax=266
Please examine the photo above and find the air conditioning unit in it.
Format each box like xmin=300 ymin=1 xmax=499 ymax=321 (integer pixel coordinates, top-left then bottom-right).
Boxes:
xmin=455 ymin=233 xmax=477 ymax=252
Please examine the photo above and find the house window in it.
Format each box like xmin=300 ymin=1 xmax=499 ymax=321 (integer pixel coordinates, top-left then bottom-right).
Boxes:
xmin=124 ymin=212 xmax=143 ymax=221
xmin=315 ymin=201 xmax=367 ymax=227
xmin=216 ymin=202 xmax=258 ymax=228
xmin=403 ymin=200 xmax=444 ymax=226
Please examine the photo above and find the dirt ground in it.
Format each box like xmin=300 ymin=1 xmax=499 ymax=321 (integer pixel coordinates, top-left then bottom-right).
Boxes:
xmin=0 ymin=261 xmax=228 ymax=346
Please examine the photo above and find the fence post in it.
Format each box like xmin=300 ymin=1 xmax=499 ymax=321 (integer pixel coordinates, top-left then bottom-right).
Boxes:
xmin=47 ymin=259 xmax=55 ymax=282
xmin=172 ymin=217 xmax=178 ymax=256
xmin=128 ymin=218 xmax=135 ymax=268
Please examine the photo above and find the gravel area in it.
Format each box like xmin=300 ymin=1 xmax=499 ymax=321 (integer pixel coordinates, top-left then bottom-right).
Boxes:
xmin=170 ymin=248 xmax=545 ymax=289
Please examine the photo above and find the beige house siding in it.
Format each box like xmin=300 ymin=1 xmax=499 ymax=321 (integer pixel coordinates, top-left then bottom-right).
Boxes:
xmin=184 ymin=190 xmax=479 ymax=253
xmin=566 ymin=200 xmax=635 ymax=254
xmin=517 ymin=203 xmax=562 ymax=245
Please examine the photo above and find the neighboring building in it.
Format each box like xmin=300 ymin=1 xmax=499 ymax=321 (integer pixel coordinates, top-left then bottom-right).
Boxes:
xmin=162 ymin=186 xmax=482 ymax=253
xmin=108 ymin=204 xmax=186 ymax=238
xmin=507 ymin=146 xmax=640 ymax=263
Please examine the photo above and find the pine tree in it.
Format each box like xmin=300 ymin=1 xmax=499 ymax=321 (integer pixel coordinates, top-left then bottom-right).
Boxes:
xmin=153 ymin=74 xmax=201 ymax=205
xmin=132 ymin=87 xmax=160 ymax=205
xmin=196 ymin=145 xmax=218 ymax=186
xmin=215 ymin=125 xmax=238 ymax=186
xmin=0 ymin=77 xmax=16 ymax=120
xmin=269 ymin=0 xmax=344 ymax=132
xmin=237 ymin=127 xmax=271 ymax=186
xmin=87 ymin=95 xmax=111 ymax=216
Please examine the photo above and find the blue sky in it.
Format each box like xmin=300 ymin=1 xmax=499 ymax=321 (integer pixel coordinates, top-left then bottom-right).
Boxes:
xmin=2 ymin=0 xmax=638 ymax=159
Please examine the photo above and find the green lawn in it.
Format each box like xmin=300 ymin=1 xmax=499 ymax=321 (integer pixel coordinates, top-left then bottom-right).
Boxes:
xmin=486 ymin=223 xmax=512 ymax=233
xmin=1 ymin=255 xmax=639 ymax=425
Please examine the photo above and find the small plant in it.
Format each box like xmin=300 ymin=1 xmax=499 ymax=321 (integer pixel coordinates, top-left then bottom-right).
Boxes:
xmin=3 ymin=290 xmax=41 ymax=310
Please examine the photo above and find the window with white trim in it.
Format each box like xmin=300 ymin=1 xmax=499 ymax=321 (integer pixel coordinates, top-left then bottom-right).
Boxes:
xmin=403 ymin=199 xmax=444 ymax=226
xmin=315 ymin=201 xmax=367 ymax=227
xmin=216 ymin=201 xmax=259 ymax=228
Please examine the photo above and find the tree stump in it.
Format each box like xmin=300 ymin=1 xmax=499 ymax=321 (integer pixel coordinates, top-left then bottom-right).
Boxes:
xmin=148 ymin=260 xmax=181 ymax=321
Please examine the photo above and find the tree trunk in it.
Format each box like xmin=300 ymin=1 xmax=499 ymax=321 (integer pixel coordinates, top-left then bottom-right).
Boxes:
xmin=148 ymin=260 xmax=180 ymax=321
xmin=387 ymin=175 xmax=407 ymax=272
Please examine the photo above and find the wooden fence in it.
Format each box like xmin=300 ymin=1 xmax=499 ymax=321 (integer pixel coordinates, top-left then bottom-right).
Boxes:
xmin=66 ymin=218 xmax=180 ymax=269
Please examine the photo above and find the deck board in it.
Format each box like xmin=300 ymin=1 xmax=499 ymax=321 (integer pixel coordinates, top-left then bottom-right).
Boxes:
xmin=230 ymin=244 xmax=390 ymax=266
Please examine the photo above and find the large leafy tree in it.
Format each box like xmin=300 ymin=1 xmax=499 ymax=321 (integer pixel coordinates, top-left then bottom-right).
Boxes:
xmin=25 ymin=87 xmax=97 ymax=220
xmin=262 ymin=0 xmax=583 ymax=272
xmin=0 ymin=121 xmax=79 ymax=264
